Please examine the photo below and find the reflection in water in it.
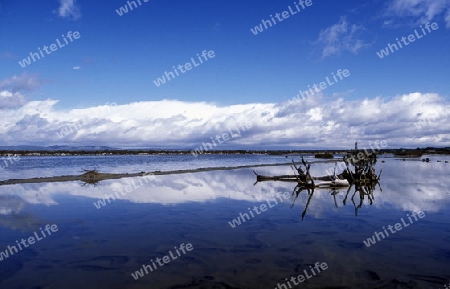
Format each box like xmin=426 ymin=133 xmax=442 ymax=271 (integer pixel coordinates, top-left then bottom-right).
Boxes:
xmin=0 ymin=159 xmax=448 ymax=213
xmin=258 ymin=151 xmax=384 ymax=220
xmin=0 ymin=196 xmax=43 ymax=232
xmin=0 ymin=195 xmax=25 ymax=215
xmin=0 ymin=158 xmax=449 ymax=288
xmin=291 ymin=182 xmax=380 ymax=220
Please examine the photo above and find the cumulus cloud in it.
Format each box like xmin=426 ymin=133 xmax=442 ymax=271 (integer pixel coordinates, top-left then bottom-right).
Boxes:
xmin=386 ymin=0 xmax=450 ymax=27
xmin=55 ymin=0 xmax=81 ymax=20
xmin=0 ymin=92 xmax=449 ymax=148
xmin=447 ymin=10 xmax=450 ymax=27
xmin=314 ymin=17 xmax=371 ymax=59
xmin=0 ymin=90 xmax=26 ymax=109
xmin=0 ymin=73 xmax=42 ymax=93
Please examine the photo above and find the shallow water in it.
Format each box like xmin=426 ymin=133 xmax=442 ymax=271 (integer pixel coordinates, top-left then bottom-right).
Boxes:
xmin=0 ymin=154 xmax=290 ymax=181
xmin=0 ymin=155 xmax=449 ymax=288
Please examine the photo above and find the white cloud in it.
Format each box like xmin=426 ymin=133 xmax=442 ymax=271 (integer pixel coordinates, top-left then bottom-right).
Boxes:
xmin=72 ymin=66 xmax=81 ymax=70
xmin=383 ymin=19 xmax=394 ymax=27
xmin=446 ymin=9 xmax=450 ymax=27
xmin=0 ymin=92 xmax=449 ymax=148
xmin=0 ymin=90 xmax=26 ymax=109
xmin=56 ymin=0 xmax=81 ymax=20
xmin=314 ymin=17 xmax=371 ymax=59
xmin=0 ymin=73 xmax=42 ymax=92
xmin=330 ymin=89 xmax=355 ymax=98
xmin=386 ymin=0 xmax=450 ymax=27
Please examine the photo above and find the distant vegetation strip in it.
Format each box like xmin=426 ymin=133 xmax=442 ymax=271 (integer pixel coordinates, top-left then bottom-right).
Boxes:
xmin=314 ymin=153 xmax=334 ymax=159
xmin=0 ymin=148 xmax=449 ymax=156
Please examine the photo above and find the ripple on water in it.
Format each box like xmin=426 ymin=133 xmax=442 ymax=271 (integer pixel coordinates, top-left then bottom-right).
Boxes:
xmin=429 ymin=249 xmax=450 ymax=263
xmin=62 ymin=256 xmax=129 ymax=270
xmin=169 ymin=276 xmax=241 ymax=289
xmin=407 ymin=274 xmax=448 ymax=285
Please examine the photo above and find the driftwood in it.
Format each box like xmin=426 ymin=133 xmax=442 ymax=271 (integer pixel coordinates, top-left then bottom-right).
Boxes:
xmin=253 ymin=157 xmax=350 ymax=189
xmin=253 ymin=143 xmax=382 ymax=220
xmin=253 ymin=172 xmax=342 ymax=182
xmin=254 ymin=143 xmax=381 ymax=187
xmin=341 ymin=142 xmax=381 ymax=185
xmin=253 ymin=172 xmax=299 ymax=182
xmin=253 ymin=171 xmax=349 ymax=188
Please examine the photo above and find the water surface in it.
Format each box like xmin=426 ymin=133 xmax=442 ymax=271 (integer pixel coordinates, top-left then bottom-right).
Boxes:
xmin=0 ymin=155 xmax=449 ymax=288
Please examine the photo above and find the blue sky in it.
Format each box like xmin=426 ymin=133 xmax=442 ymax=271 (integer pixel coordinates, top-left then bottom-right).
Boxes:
xmin=0 ymin=0 xmax=449 ymax=148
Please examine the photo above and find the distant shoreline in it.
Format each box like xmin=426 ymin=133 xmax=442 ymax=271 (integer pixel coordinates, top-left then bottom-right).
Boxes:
xmin=0 ymin=148 xmax=449 ymax=157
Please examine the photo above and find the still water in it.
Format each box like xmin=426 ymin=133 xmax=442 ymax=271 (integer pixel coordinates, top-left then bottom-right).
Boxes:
xmin=0 ymin=155 xmax=449 ymax=288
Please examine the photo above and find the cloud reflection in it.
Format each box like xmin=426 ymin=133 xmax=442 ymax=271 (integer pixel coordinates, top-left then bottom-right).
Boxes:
xmin=0 ymin=159 xmax=448 ymax=218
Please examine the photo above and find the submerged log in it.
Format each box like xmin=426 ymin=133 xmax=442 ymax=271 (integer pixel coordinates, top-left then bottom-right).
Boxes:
xmin=253 ymin=171 xmax=349 ymax=188
xmin=255 ymin=145 xmax=382 ymax=220
xmin=253 ymin=172 xmax=299 ymax=182
xmin=254 ymin=143 xmax=381 ymax=187
xmin=253 ymin=171 xmax=345 ymax=182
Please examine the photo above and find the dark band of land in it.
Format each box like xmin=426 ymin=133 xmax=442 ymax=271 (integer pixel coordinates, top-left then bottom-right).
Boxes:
xmin=0 ymin=147 xmax=449 ymax=157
